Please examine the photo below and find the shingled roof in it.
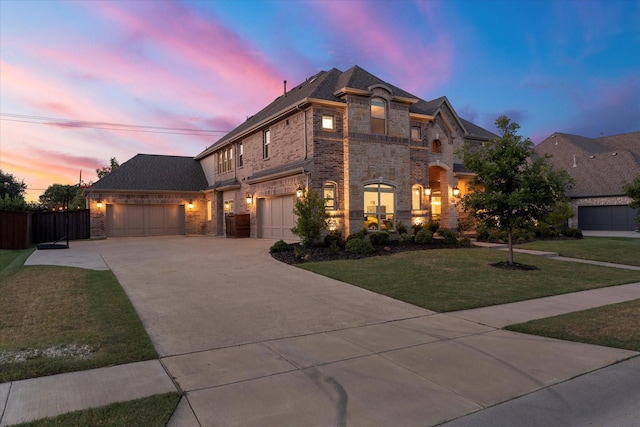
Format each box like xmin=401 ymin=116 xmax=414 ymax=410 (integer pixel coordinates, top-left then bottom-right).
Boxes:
xmin=196 ymin=65 xmax=495 ymax=159
xmin=535 ymin=131 xmax=640 ymax=198
xmin=91 ymin=154 xmax=208 ymax=191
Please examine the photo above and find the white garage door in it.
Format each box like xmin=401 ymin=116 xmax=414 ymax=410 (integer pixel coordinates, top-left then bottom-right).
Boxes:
xmin=258 ymin=196 xmax=296 ymax=240
xmin=107 ymin=204 xmax=185 ymax=237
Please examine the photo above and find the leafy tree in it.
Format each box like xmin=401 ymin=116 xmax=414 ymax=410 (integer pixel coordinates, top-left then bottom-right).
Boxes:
xmin=291 ymin=188 xmax=328 ymax=246
xmin=623 ymin=175 xmax=640 ymax=226
xmin=459 ymin=116 xmax=574 ymax=265
xmin=96 ymin=157 xmax=120 ymax=180
xmin=544 ymin=201 xmax=575 ymax=232
xmin=0 ymin=169 xmax=27 ymax=201
xmin=39 ymin=184 xmax=86 ymax=210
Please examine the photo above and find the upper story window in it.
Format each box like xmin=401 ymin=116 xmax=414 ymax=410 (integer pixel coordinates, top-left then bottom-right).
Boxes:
xmin=432 ymin=139 xmax=442 ymax=153
xmin=322 ymin=114 xmax=335 ymax=130
xmin=411 ymin=125 xmax=421 ymax=141
xmin=237 ymin=142 xmax=244 ymax=168
xmin=218 ymin=146 xmax=233 ymax=173
xmin=371 ymin=98 xmax=386 ymax=135
xmin=263 ymin=129 xmax=270 ymax=159
xmin=323 ymin=181 xmax=337 ymax=210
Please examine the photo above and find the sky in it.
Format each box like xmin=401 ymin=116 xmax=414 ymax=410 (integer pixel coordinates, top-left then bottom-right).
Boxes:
xmin=1 ymin=0 xmax=638 ymax=201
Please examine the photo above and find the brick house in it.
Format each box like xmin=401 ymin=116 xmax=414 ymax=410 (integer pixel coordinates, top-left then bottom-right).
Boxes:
xmin=88 ymin=65 xmax=496 ymax=239
xmin=534 ymin=131 xmax=640 ymax=231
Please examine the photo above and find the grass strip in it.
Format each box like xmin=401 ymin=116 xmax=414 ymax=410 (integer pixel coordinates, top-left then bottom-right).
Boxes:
xmin=506 ymin=299 xmax=640 ymax=352
xmin=518 ymin=237 xmax=640 ymax=266
xmin=10 ymin=392 xmax=182 ymax=427
xmin=1 ymin=263 xmax=157 ymax=382
xmin=299 ymin=248 xmax=640 ymax=312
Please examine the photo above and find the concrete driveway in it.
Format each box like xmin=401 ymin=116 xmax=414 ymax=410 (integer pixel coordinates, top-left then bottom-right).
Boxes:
xmin=60 ymin=237 xmax=637 ymax=426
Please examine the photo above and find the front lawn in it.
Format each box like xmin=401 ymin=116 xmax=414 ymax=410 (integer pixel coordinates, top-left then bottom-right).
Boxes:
xmin=518 ymin=236 xmax=640 ymax=266
xmin=0 ymin=250 xmax=158 ymax=382
xmin=299 ymin=248 xmax=640 ymax=312
xmin=506 ymin=299 xmax=640 ymax=352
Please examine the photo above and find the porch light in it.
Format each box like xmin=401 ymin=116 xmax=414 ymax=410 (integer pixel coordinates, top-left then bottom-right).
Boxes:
xmin=246 ymin=192 xmax=253 ymax=204
xmin=187 ymin=201 xmax=194 ymax=210
xmin=96 ymin=199 xmax=103 ymax=208
xmin=296 ymin=185 xmax=305 ymax=198
xmin=452 ymin=186 xmax=460 ymax=197
xmin=424 ymin=186 xmax=431 ymax=196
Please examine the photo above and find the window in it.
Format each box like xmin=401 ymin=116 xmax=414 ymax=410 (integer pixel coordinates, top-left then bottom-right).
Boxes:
xmin=238 ymin=142 xmax=243 ymax=167
xmin=324 ymin=182 xmax=336 ymax=210
xmin=432 ymin=139 xmax=442 ymax=153
xmin=322 ymin=114 xmax=335 ymax=130
xmin=263 ymin=129 xmax=270 ymax=159
xmin=412 ymin=184 xmax=422 ymax=211
xmin=218 ymin=147 xmax=233 ymax=173
xmin=224 ymin=199 xmax=234 ymax=214
xmin=411 ymin=125 xmax=421 ymax=141
xmin=371 ymin=98 xmax=386 ymax=134
xmin=364 ymin=183 xmax=395 ymax=231
xmin=207 ymin=200 xmax=212 ymax=221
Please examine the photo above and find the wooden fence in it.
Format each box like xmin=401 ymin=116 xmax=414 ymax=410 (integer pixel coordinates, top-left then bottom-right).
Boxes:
xmin=1 ymin=209 xmax=90 ymax=249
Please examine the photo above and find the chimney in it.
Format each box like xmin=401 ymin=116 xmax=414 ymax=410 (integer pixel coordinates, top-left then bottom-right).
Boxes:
xmin=283 ymin=80 xmax=287 ymax=97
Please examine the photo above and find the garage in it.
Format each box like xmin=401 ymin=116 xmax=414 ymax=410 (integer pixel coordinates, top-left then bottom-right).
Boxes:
xmin=258 ymin=196 xmax=297 ymax=240
xmin=578 ymin=205 xmax=637 ymax=231
xmin=106 ymin=204 xmax=185 ymax=237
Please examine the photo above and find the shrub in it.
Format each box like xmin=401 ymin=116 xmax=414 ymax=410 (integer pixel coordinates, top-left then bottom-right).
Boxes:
xmin=395 ymin=221 xmax=408 ymax=235
xmin=475 ymin=223 xmax=491 ymax=241
xmin=456 ymin=216 xmax=475 ymax=234
xmin=346 ymin=228 xmax=368 ymax=242
xmin=323 ymin=231 xmax=343 ymax=248
xmin=345 ymin=238 xmax=375 ymax=254
xmin=563 ymin=228 xmax=583 ymax=239
xmin=438 ymin=228 xmax=458 ymax=245
xmin=369 ymin=231 xmax=390 ymax=246
xmin=398 ymin=233 xmax=410 ymax=243
xmin=270 ymin=240 xmax=289 ymax=253
xmin=412 ymin=222 xmax=424 ymax=236
xmin=535 ymin=222 xmax=557 ymax=238
xmin=291 ymin=189 xmax=328 ymax=246
xmin=415 ymin=229 xmax=433 ymax=245
xmin=427 ymin=220 xmax=440 ymax=234
xmin=329 ymin=239 xmax=340 ymax=254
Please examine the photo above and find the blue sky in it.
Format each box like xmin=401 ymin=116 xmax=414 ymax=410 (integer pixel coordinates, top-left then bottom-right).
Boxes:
xmin=1 ymin=0 xmax=638 ymax=200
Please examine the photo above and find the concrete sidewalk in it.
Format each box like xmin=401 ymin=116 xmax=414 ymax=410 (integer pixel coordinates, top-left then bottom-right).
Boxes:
xmin=2 ymin=237 xmax=640 ymax=426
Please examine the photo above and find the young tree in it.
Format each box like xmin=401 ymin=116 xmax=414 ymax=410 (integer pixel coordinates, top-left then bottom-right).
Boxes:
xmin=459 ymin=116 xmax=574 ymax=265
xmin=39 ymin=184 xmax=86 ymax=210
xmin=623 ymin=175 xmax=640 ymax=227
xmin=291 ymin=188 xmax=328 ymax=246
xmin=0 ymin=169 xmax=27 ymax=201
xmin=96 ymin=157 xmax=120 ymax=180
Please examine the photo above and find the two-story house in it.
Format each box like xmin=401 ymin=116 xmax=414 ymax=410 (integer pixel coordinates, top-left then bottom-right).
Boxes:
xmin=88 ymin=65 xmax=496 ymax=239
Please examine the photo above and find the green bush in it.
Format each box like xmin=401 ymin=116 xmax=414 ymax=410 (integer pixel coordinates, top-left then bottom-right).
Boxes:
xmin=427 ymin=220 xmax=440 ymax=233
xmin=323 ymin=231 xmax=343 ymax=248
xmin=346 ymin=228 xmax=368 ymax=242
xmin=398 ymin=233 xmax=410 ymax=243
xmin=412 ymin=222 xmax=424 ymax=236
xmin=438 ymin=228 xmax=458 ymax=245
xmin=395 ymin=221 xmax=408 ymax=235
xmin=345 ymin=238 xmax=375 ymax=254
xmin=270 ymin=240 xmax=290 ymax=253
xmin=563 ymin=228 xmax=583 ymax=239
xmin=535 ymin=222 xmax=557 ymax=238
xmin=415 ymin=229 xmax=433 ymax=245
xmin=369 ymin=231 xmax=390 ymax=246
xmin=475 ymin=223 xmax=491 ymax=241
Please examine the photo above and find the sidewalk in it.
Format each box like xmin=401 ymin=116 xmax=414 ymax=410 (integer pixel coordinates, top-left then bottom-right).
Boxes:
xmin=2 ymin=242 xmax=640 ymax=426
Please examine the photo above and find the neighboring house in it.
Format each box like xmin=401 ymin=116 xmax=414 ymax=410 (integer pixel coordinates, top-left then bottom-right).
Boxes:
xmin=88 ymin=65 xmax=496 ymax=239
xmin=535 ymin=131 xmax=640 ymax=231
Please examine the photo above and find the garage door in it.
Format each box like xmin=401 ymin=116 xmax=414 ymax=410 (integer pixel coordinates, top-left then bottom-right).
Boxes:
xmin=578 ymin=205 xmax=636 ymax=231
xmin=107 ymin=204 xmax=185 ymax=237
xmin=258 ymin=196 xmax=297 ymax=240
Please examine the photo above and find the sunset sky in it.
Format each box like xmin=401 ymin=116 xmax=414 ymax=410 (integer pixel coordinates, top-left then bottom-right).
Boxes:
xmin=1 ymin=0 xmax=638 ymax=201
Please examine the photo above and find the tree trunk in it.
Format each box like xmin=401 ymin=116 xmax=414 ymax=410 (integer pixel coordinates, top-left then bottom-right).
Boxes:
xmin=507 ymin=229 xmax=514 ymax=264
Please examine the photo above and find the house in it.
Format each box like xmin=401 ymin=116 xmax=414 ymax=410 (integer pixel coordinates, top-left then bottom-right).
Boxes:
xmin=534 ymin=131 xmax=640 ymax=231
xmin=88 ymin=65 xmax=497 ymax=239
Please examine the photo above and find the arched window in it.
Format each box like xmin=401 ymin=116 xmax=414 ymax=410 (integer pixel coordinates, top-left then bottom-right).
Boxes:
xmin=412 ymin=184 xmax=422 ymax=211
xmin=432 ymin=139 xmax=442 ymax=153
xmin=323 ymin=181 xmax=337 ymax=211
xmin=364 ymin=183 xmax=395 ymax=230
xmin=371 ymin=98 xmax=386 ymax=135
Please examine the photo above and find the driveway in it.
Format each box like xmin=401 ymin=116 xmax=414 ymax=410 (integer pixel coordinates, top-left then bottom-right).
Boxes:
xmin=62 ymin=237 xmax=637 ymax=426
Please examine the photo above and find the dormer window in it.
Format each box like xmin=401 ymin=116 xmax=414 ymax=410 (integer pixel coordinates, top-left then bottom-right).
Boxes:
xmin=371 ymin=98 xmax=386 ymax=135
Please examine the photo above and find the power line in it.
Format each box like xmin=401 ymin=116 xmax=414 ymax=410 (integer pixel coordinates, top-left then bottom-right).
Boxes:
xmin=0 ymin=113 xmax=230 ymax=136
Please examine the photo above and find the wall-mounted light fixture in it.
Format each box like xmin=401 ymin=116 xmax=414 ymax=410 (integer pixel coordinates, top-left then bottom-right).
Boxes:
xmin=96 ymin=198 xmax=103 ymax=208
xmin=187 ymin=201 xmax=194 ymax=210
xmin=245 ymin=192 xmax=253 ymax=204
xmin=452 ymin=186 xmax=460 ymax=197
xmin=424 ymin=185 xmax=431 ymax=196
xmin=296 ymin=185 xmax=305 ymax=198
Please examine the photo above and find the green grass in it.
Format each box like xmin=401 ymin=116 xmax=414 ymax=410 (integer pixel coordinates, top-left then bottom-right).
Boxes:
xmin=518 ymin=237 xmax=640 ymax=266
xmin=0 ymin=248 xmax=35 ymax=277
xmin=299 ymin=248 xmax=640 ymax=312
xmin=506 ymin=299 xmax=640 ymax=352
xmin=1 ymin=250 xmax=158 ymax=383
xmin=11 ymin=392 xmax=182 ymax=427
